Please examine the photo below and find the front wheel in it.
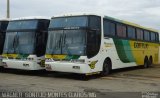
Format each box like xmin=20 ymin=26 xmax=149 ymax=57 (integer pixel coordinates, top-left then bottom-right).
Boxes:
xmin=100 ymin=59 xmax=112 ymax=76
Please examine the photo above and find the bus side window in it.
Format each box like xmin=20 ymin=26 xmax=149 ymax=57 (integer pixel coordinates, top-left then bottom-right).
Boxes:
xmin=87 ymin=16 xmax=101 ymax=58
xmin=103 ymin=20 xmax=116 ymax=37
xmin=151 ymin=32 xmax=156 ymax=42
xmin=127 ymin=26 xmax=136 ymax=39
xmin=1 ymin=22 xmax=8 ymax=31
xmin=36 ymin=20 xmax=49 ymax=57
xmin=144 ymin=30 xmax=150 ymax=41
xmin=116 ymin=23 xmax=126 ymax=38
xmin=87 ymin=30 xmax=96 ymax=58
xmin=156 ymin=33 xmax=159 ymax=43
xmin=0 ymin=32 xmax=4 ymax=54
xmin=136 ymin=29 xmax=143 ymax=40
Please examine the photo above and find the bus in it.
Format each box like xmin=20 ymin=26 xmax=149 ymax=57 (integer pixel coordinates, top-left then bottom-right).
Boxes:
xmin=2 ymin=17 xmax=50 ymax=70
xmin=0 ymin=20 xmax=9 ymax=66
xmin=45 ymin=14 xmax=159 ymax=76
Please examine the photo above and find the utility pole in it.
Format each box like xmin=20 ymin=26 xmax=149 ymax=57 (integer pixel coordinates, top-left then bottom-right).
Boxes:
xmin=7 ymin=0 xmax=10 ymax=18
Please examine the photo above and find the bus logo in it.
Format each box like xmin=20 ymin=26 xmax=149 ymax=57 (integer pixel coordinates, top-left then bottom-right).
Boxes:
xmin=134 ymin=42 xmax=149 ymax=49
xmin=89 ymin=61 xmax=98 ymax=69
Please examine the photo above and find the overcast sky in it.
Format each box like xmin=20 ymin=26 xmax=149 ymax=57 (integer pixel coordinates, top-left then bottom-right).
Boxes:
xmin=0 ymin=0 xmax=160 ymax=31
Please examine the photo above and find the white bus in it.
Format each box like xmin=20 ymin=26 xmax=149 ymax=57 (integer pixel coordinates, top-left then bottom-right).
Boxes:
xmin=45 ymin=14 xmax=159 ymax=76
xmin=0 ymin=20 xmax=9 ymax=66
xmin=2 ymin=17 xmax=50 ymax=70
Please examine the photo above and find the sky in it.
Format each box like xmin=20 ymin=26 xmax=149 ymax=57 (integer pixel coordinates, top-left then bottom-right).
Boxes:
xmin=0 ymin=0 xmax=160 ymax=31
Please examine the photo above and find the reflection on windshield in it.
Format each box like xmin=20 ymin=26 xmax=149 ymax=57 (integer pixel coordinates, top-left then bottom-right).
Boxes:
xmin=49 ymin=16 xmax=88 ymax=28
xmin=46 ymin=30 xmax=86 ymax=55
xmin=3 ymin=32 xmax=35 ymax=54
xmin=3 ymin=32 xmax=17 ymax=53
xmin=7 ymin=20 xmax=38 ymax=30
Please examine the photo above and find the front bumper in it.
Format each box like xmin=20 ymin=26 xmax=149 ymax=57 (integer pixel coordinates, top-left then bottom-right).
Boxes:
xmin=2 ymin=59 xmax=45 ymax=70
xmin=45 ymin=61 xmax=92 ymax=74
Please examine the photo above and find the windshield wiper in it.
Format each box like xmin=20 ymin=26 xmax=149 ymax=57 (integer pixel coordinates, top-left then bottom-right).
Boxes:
xmin=52 ymin=34 xmax=62 ymax=54
xmin=62 ymin=34 xmax=71 ymax=55
xmin=12 ymin=34 xmax=19 ymax=53
xmin=12 ymin=36 xmax=16 ymax=53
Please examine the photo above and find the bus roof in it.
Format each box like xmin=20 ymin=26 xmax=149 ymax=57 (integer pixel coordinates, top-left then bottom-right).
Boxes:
xmin=11 ymin=16 xmax=50 ymax=21
xmin=51 ymin=12 xmax=100 ymax=18
xmin=51 ymin=13 xmax=158 ymax=33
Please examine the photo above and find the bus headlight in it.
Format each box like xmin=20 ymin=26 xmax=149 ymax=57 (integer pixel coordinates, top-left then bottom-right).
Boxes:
xmin=2 ymin=62 xmax=7 ymax=68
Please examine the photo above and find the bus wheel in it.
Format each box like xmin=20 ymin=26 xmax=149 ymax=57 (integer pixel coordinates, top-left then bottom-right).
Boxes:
xmin=101 ymin=59 xmax=112 ymax=76
xmin=149 ymin=56 xmax=153 ymax=67
xmin=80 ymin=74 xmax=89 ymax=81
xmin=144 ymin=57 xmax=149 ymax=68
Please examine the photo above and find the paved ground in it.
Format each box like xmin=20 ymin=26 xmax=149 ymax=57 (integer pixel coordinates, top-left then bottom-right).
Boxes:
xmin=0 ymin=65 xmax=160 ymax=98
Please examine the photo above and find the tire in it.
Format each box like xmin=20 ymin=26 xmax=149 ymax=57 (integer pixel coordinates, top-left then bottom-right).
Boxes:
xmin=144 ymin=57 xmax=149 ymax=68
xmin=80 ymin=74 xmax=89 ymax=81
xmin=149 ymin=56 xmax=153 ymax=67
xmin=101 ymin=59 xmax=111 ymax=76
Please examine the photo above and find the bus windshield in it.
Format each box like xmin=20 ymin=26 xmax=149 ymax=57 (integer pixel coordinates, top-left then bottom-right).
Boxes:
xmin=46 ymin=30 xmax=86 ymax=55
xmin=3 ymin=32 xmax=35 ymax=54
xmin=47 ymin=15 xmax=101 ymax=58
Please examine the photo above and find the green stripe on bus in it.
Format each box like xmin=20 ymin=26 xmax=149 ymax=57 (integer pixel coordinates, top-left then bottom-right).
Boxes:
xmin=113 ymin=39 xmax=135 ymax=63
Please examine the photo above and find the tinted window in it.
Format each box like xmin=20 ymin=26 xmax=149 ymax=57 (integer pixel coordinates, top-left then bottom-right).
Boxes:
xmin=49 ymin=16 xmax=88 ymax=28
xmin=150 ymin=32 xmax=156 ymax=42
xmin=144 ymin=31 xmax=150 ymax=41
xmin=7 ymin=20 xmax=38 ymax=30
xmin=103 ymin=20 xmax=116 ymax=36
xmin=0 ymin=21 xmax=8 ymax=31
xmin=87 ymin=16 xmax=101 ymax=58
xmin=127 ymin=26 xmax=136 ymax=39
xmin=116 ymin=24 xmax=126 ymax=37
xmin=89 ymin=16 xmax=101 ymax=30
xmin=3 ymin=32 xmax=17 ymax=54
xmin=38 ymin=20 xmax=50 ymax=30
xmin=156 ymin=33 xmax=159 ymax=42
xmin=136 ymin=29 xmax=143 ymax=40
xmin=16 ymin=32 xmax=35 ymax=54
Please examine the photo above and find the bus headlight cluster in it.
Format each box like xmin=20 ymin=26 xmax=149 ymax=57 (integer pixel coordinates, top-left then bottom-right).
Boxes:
xmin=2 ymin=62 xmax=7 ymax=67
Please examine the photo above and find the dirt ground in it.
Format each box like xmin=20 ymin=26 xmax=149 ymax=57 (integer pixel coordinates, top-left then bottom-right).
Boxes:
xmin=0 ymin=65 xmax=160 ymax=98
